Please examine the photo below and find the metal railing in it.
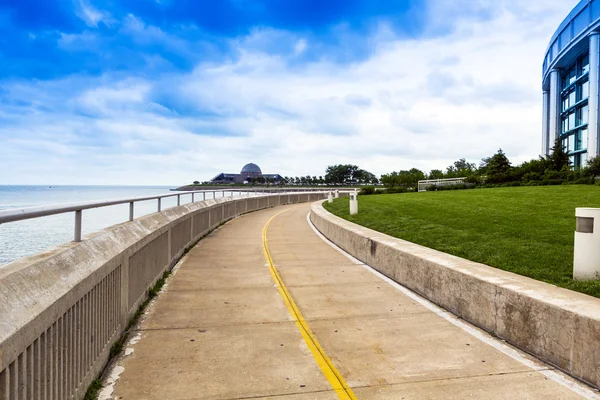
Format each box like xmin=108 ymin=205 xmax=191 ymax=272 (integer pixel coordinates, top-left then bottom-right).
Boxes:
xmin=0 ymin=188 xmax=337 ymax=242
xmin=417 ymin=177 xmax=467 ymax=192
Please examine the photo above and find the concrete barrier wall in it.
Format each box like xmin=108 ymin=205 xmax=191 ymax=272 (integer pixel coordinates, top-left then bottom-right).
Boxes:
xmin=0 ymin=192 xmax=327 ymax=400
xmin=310 ymin=201 xmax=600 ymax=389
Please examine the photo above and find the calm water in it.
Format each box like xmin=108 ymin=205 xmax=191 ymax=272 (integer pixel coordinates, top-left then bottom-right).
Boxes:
xmin=0 ymin=186 xmax=224 ymax=265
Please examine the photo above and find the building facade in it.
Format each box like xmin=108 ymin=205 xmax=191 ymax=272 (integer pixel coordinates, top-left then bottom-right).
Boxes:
xmin=210 ymin=163 xmax=286 ymax=184
xmin=542 ymin=0 xmax=600 ymax=167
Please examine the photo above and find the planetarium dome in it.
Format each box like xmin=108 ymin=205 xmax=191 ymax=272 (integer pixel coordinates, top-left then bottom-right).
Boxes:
xmin=240 ymin=163 xmax=262 ymax=175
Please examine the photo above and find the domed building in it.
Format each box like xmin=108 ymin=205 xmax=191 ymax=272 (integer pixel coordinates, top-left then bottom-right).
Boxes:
xmin=209 ymin=163 xmax=286 ymax=184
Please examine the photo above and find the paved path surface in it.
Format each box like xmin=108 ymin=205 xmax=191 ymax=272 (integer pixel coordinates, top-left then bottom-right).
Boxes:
xmin=104 ymin=203 xmax=592 ymax=400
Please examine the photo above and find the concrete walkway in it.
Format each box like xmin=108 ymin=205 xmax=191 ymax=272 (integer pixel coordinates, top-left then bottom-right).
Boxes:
xmin=104 ymin=203 xmax=591 ymax=400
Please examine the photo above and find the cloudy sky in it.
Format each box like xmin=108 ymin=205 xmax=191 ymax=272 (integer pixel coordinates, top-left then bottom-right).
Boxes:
xmin=0 ymin=0 xmax=577 ymax=185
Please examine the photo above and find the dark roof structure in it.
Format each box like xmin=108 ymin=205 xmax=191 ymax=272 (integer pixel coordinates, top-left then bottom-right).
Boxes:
xmin=210 ymin=163 xmax=285 ymax=184
xmin=241 ymin=163 xmax=262 ymax=174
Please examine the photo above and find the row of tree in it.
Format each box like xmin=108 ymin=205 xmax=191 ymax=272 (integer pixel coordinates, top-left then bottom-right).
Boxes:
xmin=380 ymin=139 xmax=600 ymax=191
xmin=195 ymin=139 xmax=599 ymax=188
xmin=283 ymin=164 xmax=379 ymax=186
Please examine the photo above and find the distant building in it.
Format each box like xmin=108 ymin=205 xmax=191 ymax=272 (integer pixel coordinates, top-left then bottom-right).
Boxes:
xmin=210 ymin=163 xmax=286 ymax=184
xmin=542 ymin=0 xmax=600 ymax=167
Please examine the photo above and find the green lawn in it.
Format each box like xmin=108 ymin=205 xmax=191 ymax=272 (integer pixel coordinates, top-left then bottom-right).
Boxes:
xmin=323 ymin=186 xmax=600 ymax=298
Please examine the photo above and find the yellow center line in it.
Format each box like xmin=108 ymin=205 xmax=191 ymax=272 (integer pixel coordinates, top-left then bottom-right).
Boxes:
xmin=262 ymin=209 xmax=358 ymax=400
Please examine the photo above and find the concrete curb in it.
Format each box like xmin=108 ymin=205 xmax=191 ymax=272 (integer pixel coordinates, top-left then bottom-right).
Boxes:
xmin=310 ymin=200 xmax=600 ymax=390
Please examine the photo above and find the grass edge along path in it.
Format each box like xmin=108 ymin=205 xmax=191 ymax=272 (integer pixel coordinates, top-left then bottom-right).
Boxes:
xmin=323 ymin=185 xmax=600 ymax=299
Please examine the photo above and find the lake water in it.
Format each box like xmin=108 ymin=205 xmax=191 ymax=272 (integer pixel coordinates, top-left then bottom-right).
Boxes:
xmin=0 ymin=185 xmax=225 ymax=265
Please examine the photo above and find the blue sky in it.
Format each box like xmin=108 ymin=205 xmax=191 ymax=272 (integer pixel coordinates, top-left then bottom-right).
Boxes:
xmin=0 ymin=0 xmax=577 ymax=184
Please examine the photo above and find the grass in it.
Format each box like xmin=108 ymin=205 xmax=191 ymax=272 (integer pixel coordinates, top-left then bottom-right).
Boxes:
xmin=324 ymin=185 xmax=600 ymax=298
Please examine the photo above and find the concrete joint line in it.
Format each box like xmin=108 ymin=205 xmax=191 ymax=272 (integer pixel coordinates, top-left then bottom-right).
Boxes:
xmin=305 ymin=212 xmax=600 ymax=400
xmin=262 ymin=210 xmax=358 ymax=400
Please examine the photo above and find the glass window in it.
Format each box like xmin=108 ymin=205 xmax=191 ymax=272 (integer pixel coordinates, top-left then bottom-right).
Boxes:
xmin=568 ymin=67 xmax=577 ymax=85
xmin=581 ymin=128 xmax=589 ymax=150
xmin=573 ymin=9 xmax=590 ymax=38
xmin=552 ymin=40 xmax=560 ymax=60
xmin=581 ymin=54 xmax=590 ymax=75
xmin=580 ymin=105 xmax=589 ymax=125
xmin=569 ymin=90 xmax=576 ymax=105
xmin=581 ymin=80 xmax=589 ymax=100
xmin=582 ymin=152 xmax=589 ymax=166
xmin=560 ymin=27 xmax=572 ymax=51
xmin=594 ymin=0 xmax=600 ymax=22
xmin=562 ymin=116 xmax=571 ymax=132
xmin=576 ymin=130 xmax=583 ymax=151
xmin=569 ymin=155 xmax=575 ymax=165
xmin=562 ymin=97 xmax=570 ymax=111
xmin=568 ymin=111 xmax=576 ymax=129
xmin=562 ymin=137 xmax=569 ymax=151
xmin=568 ymin=134 xmax=576 ymax=152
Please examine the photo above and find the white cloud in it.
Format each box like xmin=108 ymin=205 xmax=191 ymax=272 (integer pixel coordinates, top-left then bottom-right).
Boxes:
xmin=294 ymin=39 xmax=307 ymax=55
xmin=0 ymin=0 xmax=580 ymax=185
xmin=75 ymin=0 xmax=113 ymax=27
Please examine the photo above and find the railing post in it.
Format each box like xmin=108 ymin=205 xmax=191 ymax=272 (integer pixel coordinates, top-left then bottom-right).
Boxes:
xmin=129 ymin=202 xmax=134 ymax=221
xmin=158 ymin=198 xmax=162 ymax=212
xmin=74 ymin=210 xmax=82 ymax=242
xmin=177 ymin=195 xmax=180 ymax=206
xmin=192 ymin=192 xmax=195 ymax=203
xmin=203 ymin=192 xmax=206 ymax=201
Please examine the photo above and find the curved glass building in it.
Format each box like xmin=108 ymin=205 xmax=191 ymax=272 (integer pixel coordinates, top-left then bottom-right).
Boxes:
xmin=542 ymin=0 xmax=600 ymax=167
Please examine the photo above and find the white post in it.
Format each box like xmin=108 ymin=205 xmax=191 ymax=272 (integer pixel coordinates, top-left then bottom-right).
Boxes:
xmin=129 ymin=202 xmax=134 ymax=221
xmin=192 ymin=192 xmax=195 ymax=203
xmin=574 ymin=208 xmax=600 ymax=280
xmin=328 ymin=191 xmax=333 ymax=203
xmin=349 ymin=192 xmax=358 ymax=215
xmin=334 ymin=190 xmax=339 ymax=199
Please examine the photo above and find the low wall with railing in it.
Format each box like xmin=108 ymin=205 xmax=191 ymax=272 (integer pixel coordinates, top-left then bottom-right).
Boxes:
xmin=0 ymin=192 xmax=327 ymax=400
xmin=310 ymin=200 xmax=600 ymax=390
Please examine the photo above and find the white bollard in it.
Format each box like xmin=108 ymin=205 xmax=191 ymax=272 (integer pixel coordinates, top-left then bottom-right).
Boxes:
xmin=349 ymin=192 xmax=358 ymax=215
xmin=574 ymin=208 xmax=600 ymax=280
xmin=334 ymin=190 xmax=339 ymax=199
xmin=328 ymin=192 xmax=333 ymax=203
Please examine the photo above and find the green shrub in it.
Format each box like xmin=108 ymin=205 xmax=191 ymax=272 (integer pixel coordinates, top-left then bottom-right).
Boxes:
xmin=359 ymin=186 xmax=376 ymax=195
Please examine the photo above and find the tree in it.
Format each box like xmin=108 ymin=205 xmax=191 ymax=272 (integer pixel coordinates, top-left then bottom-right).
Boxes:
xmin=325 ymin=164 xmax=359 ymax=185
xmin=428 ymin=169 xmax=444 ymax=179
xmin=380 ymin=169 xmax=424 ymax=189
xmin=193 ymin=181 xmax=200 ymax=185
xmin=547 ymin=138 xmax=570 ymax=171
xmin=480 ymin=149 xmax=511 ymax=183
xmin=586 ymin=155 xmax=600 ymax=177
xmin=324 ymin=164 xmax=375 ymax=185
xmin=446 ymin=158 xmax=476 ymax=178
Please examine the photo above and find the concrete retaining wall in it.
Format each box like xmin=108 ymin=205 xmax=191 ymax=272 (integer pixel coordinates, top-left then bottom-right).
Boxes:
xmin=0 ymin=192 xmax=327 ymax=400
xmin=310 ymin=201 xmax=600 ymax=389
